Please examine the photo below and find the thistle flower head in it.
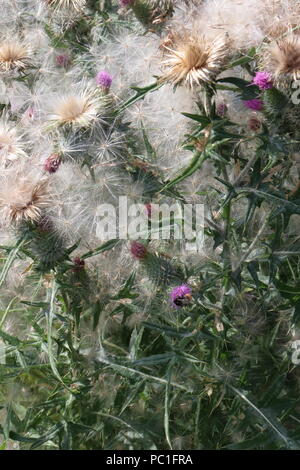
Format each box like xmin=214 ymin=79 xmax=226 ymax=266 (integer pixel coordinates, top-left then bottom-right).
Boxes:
xmin=243 ymin=98 xmax=263 ymax=111
xmin=44 ymin=154 xmax=61 ymax=173
xmin=170 ymin=284 xmax=192 ymax=308
xmin=0 ymin=120 xmax=26 ymax=166
xmin=0 ymin=174 xmax=51 ymax=225
xmin=73 ymin=256 xmax=85 ymax=272
xmin=252 ymin=71 xmax=273 ymax=90
xmin=130 ymin=241 xmax=147 ymax=259
xmin=263 ymin=35 xmax=300 ymax=81
xmin=96 ymin=70 xmax=113 ymax=91
xmin=248 ymin=116 xmax=261 ymax=132
xmin=0 ymin=41 xmax=30 ymax=72
xmin=160 ymin=31 xmax=228 ymax=88
xmin=55 ymin=53 xmax=71 ymax=68
xmin=48 ymin=85 xmax=105 ymax=130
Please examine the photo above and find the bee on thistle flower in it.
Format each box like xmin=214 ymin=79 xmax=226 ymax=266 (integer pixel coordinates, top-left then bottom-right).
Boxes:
xmin=170 ymin=284 xmax=192 ymax=308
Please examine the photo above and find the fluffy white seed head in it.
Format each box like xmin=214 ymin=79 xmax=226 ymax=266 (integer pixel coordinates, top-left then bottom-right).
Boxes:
xmin=47 ymin=83 xmax=108 ymax=130
xmin=0 ymin=170 xmax=52 ymax=225
xmin=0 ymin=40 xmax=31 ymax=72
xmin=0 ymin=118 xmax=27 ymax=167
xmin=160 ymin=29 xmax=228 ymax=88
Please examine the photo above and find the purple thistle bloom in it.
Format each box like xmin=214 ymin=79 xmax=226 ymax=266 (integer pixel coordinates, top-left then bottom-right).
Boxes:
xmin=252 ymin=71 xmax=273 ymax=90
xmin=170 ymin=284 xmax=192 ymax=308
xmin=130 ymin=241 xmax=147 ymax=259
xmin=96 ymin=70 xmax=113 ymax=90
xmin=243 ymin=99 xmax=263 ymax=111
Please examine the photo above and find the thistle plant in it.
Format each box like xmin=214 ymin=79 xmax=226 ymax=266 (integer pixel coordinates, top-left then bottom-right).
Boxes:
xmin=1 ymin=0 xmax=300 ymax=452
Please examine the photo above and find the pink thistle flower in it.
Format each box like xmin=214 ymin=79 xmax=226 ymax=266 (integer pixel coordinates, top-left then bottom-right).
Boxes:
xmin=96 ymin=70 xmax=113 ymax=91
xmin=170 ymin=284 xmax=192 ymax=308
xmin=44 ymin=154 xmax=61 ymax=174
xmin=252 ymin=71 xmax=273 ymax=90
xmin=130 ymin=241 xmax=147 ymax=259
xmin=243 ymin=99 xmax=263 ymax=111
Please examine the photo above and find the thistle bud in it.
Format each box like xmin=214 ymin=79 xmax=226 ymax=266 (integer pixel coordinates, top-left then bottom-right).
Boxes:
xmin=44 ymin=154 xmax=61 ymax=174
xmin=130 ymin=241 xmax=147 ymax=259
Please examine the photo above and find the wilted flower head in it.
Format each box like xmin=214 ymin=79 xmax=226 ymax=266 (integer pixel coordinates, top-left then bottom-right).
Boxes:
xmin=0 ymin=174 xmax=51 ymax=224
xmin=130 ymin=241 xmax=147 ymax=259
xmin=248 ymin=116 xmax=262 ymax=132
xmin=96 ymin=71 xmax=113 ymax=91
xmin=0 ymin=41 xmax=30 ymax=72
xmin=170 ymin=284 xmax=192 ymax=308
xmin=160 ymin=30 xmax=228 ymax=88
xmin=243 ymin=98 xmax=263 ymax=111
xmin=252 ymin=71 xmax=273 ymax=90
xmin=263 ymin=35 xmax=300 ymax=81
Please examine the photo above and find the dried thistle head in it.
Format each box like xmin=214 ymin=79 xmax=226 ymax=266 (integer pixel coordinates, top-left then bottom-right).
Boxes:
xmin=0 ymin=41 xmax=30 ymax=72
xmin=0 ymin=120 xmax=26 ymax=166
xmin=160 ymin=30 xmax=228 ymax=88
xmin=48 ymin=86 xmax=105 ymax=130
xmin=262 ymin=35 xmax=300 ymax=81
xmin=0 ymin=174 xmax=51 ymax=225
